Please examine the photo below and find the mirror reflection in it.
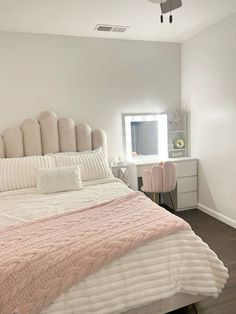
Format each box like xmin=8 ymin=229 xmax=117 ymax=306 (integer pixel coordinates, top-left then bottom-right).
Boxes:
xmin=131 ymin=121 xmax=158 ymax=156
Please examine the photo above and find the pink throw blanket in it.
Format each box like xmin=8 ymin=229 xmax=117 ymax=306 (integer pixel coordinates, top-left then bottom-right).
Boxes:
xmin=0 ymin=192 xmax=190 ymax=314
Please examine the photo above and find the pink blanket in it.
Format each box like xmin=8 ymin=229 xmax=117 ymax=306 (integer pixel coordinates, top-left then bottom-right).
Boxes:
xmin=0 ymin=192 xmax=190 ymax=314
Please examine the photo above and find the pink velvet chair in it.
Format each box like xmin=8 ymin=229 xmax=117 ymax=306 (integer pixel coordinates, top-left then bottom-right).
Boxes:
xmin=141 ymin=161 xmax=177 ymax=209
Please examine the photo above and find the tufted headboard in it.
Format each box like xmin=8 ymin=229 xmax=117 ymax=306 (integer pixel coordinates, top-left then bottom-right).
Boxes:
xmin=0 ymin=111 xmax=107 ymax=158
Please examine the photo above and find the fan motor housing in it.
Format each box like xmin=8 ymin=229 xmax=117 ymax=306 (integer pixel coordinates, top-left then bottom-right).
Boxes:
xmin=148 ymin=0 xmax=182 ymax=14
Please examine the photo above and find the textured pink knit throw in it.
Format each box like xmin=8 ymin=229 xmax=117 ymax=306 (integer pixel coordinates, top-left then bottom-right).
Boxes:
xmin=0 ymin=192 xmax=190 ymax=314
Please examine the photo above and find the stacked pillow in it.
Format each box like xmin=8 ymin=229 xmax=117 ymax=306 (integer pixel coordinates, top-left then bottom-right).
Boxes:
xmin=52 ymin=149 xmax=113 ymax=182
xmin=0 ymin=148 xmax=113 ymax=193
xmin=0 ymin=155 xmax=55 ymax=192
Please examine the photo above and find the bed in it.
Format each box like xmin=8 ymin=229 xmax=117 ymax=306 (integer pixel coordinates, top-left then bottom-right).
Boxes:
xmin=0 ymin=111 xmax=228 ymax=314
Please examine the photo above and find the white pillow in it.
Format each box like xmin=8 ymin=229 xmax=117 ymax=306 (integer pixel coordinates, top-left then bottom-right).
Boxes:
xmin=0 ymin=155 xmax=55 ymax=192
xmin=53 ymin=150 xmax=113 ymax=181
xmin=47 ymin=147 xmax=102 ymax=157
xmin=36 ymin=166 xmax=83 ymax=194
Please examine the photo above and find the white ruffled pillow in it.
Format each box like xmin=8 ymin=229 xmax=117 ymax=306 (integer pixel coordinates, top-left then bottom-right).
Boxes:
xmin=36 ymin=166 xmax=83 ymax=194
xmin=0 ymin=155 xmax=55 ymax=192
xmin=52 ymin=150 xmax=113 ymax=181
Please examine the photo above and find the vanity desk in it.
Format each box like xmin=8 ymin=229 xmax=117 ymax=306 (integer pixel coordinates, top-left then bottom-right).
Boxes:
xmin=129 ymin=157 xmax=198 ymax=211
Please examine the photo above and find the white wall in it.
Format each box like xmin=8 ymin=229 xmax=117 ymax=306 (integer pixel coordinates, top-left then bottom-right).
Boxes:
xmin=182 ymin=13 xmax=236 ymax=227
xmin=0 ymin=32 xmax=181 ymax=158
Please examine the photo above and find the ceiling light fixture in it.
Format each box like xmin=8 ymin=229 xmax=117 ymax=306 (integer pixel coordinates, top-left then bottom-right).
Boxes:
xmin=160 ymin=1 xmax=164 ymax=23
xmin=169 ymin=0 xmax=173 ymax=23
xmin=148 ymin=0 xmax=182 ymax=24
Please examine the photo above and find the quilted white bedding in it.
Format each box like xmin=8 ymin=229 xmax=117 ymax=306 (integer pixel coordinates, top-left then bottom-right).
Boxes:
xmin=0 ymin=178 xmax=228 ymax=314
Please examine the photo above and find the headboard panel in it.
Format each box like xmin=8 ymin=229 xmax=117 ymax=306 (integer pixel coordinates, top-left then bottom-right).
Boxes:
xmin=58 ymin=117 xmax=77 ymax=152
xmin=38 ymin=111 xmax=60 ymax=155
xmin=21 ymin=119 xmax=42 ymax=156
xmin=76 ymin=124 xmax=92 ymax=152
xmin=92 ymin=129 xmax=107 ymax=153
xmin=0 ymin=136 xmax=5 ymax=158
xmin=2 ymin=127 xmax=24 ymax=158
xmin=0 ymin=111 xmax=107 ymax=158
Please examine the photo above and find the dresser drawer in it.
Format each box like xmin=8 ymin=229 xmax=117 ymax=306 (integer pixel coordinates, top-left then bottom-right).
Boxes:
xmin=177 ymin=192 xmax=197 ymax=209
xmin=177 ymin=176 xmax=197 ymax=193
xmin=177 ymin=160 xmax=197 ymax=178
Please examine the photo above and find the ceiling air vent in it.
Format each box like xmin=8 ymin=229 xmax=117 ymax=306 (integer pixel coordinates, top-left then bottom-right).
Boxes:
xmin=94 ymin=24 xmax=129 ymax=33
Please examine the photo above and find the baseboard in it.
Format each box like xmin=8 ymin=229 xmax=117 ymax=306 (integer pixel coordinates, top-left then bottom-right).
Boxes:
xmin=198 ymin=203 xmax=236 ymax=229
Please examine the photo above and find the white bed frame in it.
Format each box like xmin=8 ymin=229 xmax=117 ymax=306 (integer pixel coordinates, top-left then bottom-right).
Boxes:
xmin=0 ymin=111 xmax=204 ymax=313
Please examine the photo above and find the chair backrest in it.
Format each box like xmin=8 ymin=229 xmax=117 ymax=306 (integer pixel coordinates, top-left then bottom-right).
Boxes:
xmin=162 ymin=161 xmax=177 ymax=192
xmin=142 ymin=161 xmax=177 ymax=193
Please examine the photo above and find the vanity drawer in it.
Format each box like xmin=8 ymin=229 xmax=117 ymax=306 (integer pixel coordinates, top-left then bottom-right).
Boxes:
xmin=177 ymin=176 xmax=197 ymax=193
xmin=177 ymin=160 xmax=197 ymax=178
xmin=137 ymin=160 xmax=198 ymax=179
xmin=177 ymin=192 xmax=197 ymax=209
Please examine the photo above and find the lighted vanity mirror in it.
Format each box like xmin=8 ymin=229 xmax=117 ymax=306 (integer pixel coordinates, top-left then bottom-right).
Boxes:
xmin=123 ymin=113 xmax=168 ymax=161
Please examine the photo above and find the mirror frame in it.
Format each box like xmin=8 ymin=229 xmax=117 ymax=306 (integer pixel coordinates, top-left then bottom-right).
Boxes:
xmin=122 ymin=113 xmax=168 ymax=161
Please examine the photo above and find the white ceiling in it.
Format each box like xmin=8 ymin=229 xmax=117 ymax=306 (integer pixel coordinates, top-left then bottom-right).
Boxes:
xmin=0 ymin=0 xmax=236 ymax=42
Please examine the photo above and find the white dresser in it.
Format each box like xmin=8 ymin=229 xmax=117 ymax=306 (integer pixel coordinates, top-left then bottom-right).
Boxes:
xmin=128 ymin=157 xmax=198 ymax=211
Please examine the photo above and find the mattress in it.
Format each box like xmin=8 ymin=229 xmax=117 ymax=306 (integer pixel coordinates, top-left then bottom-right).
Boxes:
xmin=0 ymin=178 xmax=228 ymax=314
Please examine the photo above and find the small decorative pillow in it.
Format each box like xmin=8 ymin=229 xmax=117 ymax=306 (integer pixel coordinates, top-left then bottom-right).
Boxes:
xmin=53 ymin=150 xmax=113 ymax=181
xmin=0 ymin=155 xmax=55 ymax=192
xmin=36 ymin=166 xmax=83 ymax=194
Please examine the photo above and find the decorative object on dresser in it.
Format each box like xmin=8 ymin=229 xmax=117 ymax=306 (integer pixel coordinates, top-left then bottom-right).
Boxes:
xmin=141 ymin=161 xmax=177 ymax=208
xmin=175 ymin=138 xmax=185 ymax=149
xmin=168 ymin=109 xmax=188 ymax=158
xmin=129 ymin=157 xmax=198 ymax=211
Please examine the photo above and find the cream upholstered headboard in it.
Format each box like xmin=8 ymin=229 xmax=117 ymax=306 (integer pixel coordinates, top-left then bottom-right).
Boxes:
xmin=0 ymin=111 xmax=107 ymax=158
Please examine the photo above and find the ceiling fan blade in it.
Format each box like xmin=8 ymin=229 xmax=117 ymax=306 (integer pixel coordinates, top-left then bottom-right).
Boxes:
xmin=161 ymin=0 xmax=182 ymax=14
xmin=147 ymin=0 xmax=168 ymax=3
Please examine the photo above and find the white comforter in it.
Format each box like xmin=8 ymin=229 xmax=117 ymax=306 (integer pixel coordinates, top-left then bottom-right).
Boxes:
xmin=0 ymin=178 xmax=228 ymax=314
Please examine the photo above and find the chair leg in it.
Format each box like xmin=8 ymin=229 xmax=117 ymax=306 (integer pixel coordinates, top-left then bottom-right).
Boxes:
xmin=191 ymin=303 xmax=199 ymax=314
xmin=159 ymin=193 xmax=161 ymax=205
xmin=169 ymin=192 xmax=175 ymax=210
xmin=153 ymin=193 xmax=156 ymax=203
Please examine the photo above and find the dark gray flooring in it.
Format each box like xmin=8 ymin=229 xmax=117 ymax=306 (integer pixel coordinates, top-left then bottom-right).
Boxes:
xmin=170 ymin=209 xmax=236 ymax=314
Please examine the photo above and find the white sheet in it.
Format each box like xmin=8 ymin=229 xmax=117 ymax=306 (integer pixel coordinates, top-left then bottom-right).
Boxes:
xmin=0 ymin=178 xmax=128 ymax=228
xmin=0 ymin=178 xmax=228 ymax=314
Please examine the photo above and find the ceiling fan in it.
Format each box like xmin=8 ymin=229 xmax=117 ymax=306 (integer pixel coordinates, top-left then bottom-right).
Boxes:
xmin=148 ymin=0 xmax=182 ymax=23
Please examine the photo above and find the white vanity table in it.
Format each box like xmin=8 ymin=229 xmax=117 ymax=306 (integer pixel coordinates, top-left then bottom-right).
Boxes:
xmin=129 ymin=157 xmax=198 ymax=211
xmin=123 ymin=112 xmax=197 ymax=211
